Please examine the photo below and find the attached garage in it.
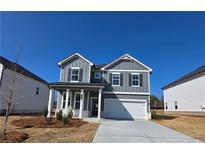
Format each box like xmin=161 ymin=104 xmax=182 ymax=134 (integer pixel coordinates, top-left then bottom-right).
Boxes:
xmin=104 ymin=99 xmax=147 ymax=120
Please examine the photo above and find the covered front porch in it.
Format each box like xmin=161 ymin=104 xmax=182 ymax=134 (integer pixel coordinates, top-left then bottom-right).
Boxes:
xmin=47 ymin=82 xmax=105 ymax=119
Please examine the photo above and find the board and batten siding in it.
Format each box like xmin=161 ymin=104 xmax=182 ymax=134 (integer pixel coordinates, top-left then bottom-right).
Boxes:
xmin=163 ymin=74 xmax=205 ymax=112
xmin=102 ymin=59 xmax=150 ymax=93
xmin=106 ymin=59 xmax=150 ymax=70
xmin=60 ymin=56 xmax=91 ymax=83
xmin=103 ymin=71 xmax=149 ymax=93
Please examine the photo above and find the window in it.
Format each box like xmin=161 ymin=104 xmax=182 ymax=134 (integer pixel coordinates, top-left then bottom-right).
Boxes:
xmin=35 ymin=87 xmax=39 ymax=95
xmin=62 ymin=93 xmax=66 ymax=109
xmin=61 ymin=92 xmax=72 ymax=109
xmin=68 ymin=92 xmax=72 ymax=107
xmin=165 ymin=103 xmax=168 ymax=110
xmin=71 ymin=67 xmax=79 ymax=82
xmin=132 ymin=73 xmax=140 ymax=87
xmin=74 ymin=93 xmax=81 ymax=110
xmin=175 ymin=101 xmax=178 ymax=110
xmin=112 ymin=73 xmax=120 ymax=86
xmin=94 ymin=72 xmax=101 ymax=79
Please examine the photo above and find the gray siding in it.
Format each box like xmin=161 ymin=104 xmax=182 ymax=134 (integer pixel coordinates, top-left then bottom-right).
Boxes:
xmin=101 ymin=59 xmax=150 ymax=93
xmin=103 ymin=71 xmax=149 ymax=93
xmin=60 ymin=56 xmax=91 ymax=83
xmin=106 ymin=59 xmax=149 ymax=70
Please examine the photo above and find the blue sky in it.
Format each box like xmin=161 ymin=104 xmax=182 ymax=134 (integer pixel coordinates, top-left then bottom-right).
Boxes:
xmin=1 ymin=12 xmax=205 ymax=98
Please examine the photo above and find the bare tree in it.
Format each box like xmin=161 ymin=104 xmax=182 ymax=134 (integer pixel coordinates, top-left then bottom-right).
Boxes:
xmin=0 ymin=43 xmax=21 ymax=136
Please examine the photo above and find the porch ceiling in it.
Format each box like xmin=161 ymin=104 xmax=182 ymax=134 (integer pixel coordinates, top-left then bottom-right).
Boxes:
xmin=48 ymin=82 xmax=106 ymax=90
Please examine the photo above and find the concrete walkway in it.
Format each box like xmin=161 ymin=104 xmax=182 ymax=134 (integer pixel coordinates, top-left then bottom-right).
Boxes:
xmin=93 ymin=119 xmax=201 ymax=143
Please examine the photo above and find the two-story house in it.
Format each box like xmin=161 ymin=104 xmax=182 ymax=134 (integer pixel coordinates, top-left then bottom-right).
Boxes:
xmin=47 ymin=53 xmax=152 ymax=120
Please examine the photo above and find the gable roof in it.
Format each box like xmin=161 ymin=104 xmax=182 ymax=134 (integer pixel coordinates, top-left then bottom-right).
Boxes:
xmin=101 ymin=53 xmax=152 ymax=72
xmin=162 ymin=65 xmax=205 ymax=90
xmin=58 ymin=53 xmax=93 ymax=66
xmin=0 ymin=56 xmax=48 ymax=84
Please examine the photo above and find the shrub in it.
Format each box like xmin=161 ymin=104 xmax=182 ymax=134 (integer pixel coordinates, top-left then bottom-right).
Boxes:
xmin=57 ymin=110 xmax=63 ymax=121
xmin=151 ymin=111 xmax=157 ymax=119
xmin=67 ymin=108 xmax=73 ymax=119
xmin=42 ymin=107 xmax=48 ymax=117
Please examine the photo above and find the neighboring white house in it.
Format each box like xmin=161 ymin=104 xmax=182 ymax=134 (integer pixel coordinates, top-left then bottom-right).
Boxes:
xmin=162 ymin=65 xmax=205 ymax=112
xmin=0 ymin=56 xmax=49 ymax=114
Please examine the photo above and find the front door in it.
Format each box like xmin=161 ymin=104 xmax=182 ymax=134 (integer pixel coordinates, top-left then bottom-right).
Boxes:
xmin=92 ymin=98 xmax=98 ymax=116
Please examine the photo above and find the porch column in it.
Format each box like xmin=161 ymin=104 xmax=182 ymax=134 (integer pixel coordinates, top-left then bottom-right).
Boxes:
xmin=98 ymin=88 xmax=102 ymax=119
xmin=87 ymin=91 xmax=90 ymax=110
xmin=65 ymin=89 xmax=70 ymax=110
xmin=79 ymin=89 xmax=84 ymax=119
xmin=55 ymin=92 xmax=61 ymax=117
xmin=47 ymin=89 xmax=54 ymax=118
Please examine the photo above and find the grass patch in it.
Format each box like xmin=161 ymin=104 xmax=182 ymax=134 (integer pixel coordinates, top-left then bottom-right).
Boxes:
xmin=152 ymin=110 xmax=205 ymax=142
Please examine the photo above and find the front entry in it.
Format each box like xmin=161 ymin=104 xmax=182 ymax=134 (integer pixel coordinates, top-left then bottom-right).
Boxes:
xmin=91 ymin=98 xmax=98 ymax=116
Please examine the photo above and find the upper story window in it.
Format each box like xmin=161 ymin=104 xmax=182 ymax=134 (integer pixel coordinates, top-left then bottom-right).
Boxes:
xmin=35 ymin=87 xmax=40 ymax=95
xmin=175 ymin=101 xmax=178 ymax=110
xmin=112 ymin=73 xmax=120 ymax=86
xmin=94 ymin=72 xmax=101 ymax=79
xmin=71 ymin=67 xmax=79 ymax=82
xmin=131 ymin=73 xmax=140 ymax=87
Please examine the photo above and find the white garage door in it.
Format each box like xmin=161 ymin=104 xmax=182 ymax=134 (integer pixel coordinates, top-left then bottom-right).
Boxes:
xmin=104 ymin=99 xmax=146 ymax=120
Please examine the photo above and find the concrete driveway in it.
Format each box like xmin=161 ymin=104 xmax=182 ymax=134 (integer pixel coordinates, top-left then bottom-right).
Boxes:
xmin=93 ymin=119 xmax=201 ymax=143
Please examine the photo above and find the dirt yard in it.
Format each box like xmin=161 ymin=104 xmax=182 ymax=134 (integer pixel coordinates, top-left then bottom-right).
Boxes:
xmin=152 ymin=110 xmax=205 ymax=142
xmin=0 ymin=116 xmax=99 ymax=143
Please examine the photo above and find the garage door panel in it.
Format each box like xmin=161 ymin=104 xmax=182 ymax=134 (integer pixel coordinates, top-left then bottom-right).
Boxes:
xmin=104 ymin=99 xmax=146 ymax=120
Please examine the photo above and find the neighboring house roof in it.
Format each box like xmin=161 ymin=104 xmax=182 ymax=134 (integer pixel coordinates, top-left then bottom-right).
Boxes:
xmin=58 ymin=53 xmax=93 ymax=66
xmin=162 ymin=65 xmax=205 ymax=90
xmin=0 ymin=56 xmax=48 ymax=84
xmin=101 ymin=53 xmax=153 ymax=72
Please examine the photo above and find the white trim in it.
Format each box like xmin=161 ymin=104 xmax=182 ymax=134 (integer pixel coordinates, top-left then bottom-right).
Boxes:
xmin=103 ymin=91 xmax=150 ymax=95
xmin=69 ymin=92 xmax=73 ymax=108
xmin=65 ymin=89 xmax=70 ymax=110
xmin=51 ymin=85 xmax=105 ymax=88
xmin=131 ymin=73 xmax=140 ymax=87
xmin=74 ymin=92 xmax=81 ymax=110
xmin=98 ymin=88 xmax=102 ymax=119
xmin=58 ymin=53 xmax=93 ymax=66
xmin=88 ymin=65 xmax=91 ymax=82
xmin=70 ymin=67 xmax=80 ymax=82
xmin=112 ymin=72 xmax=120 ymax=86
xmin=79 ymin=89 xmax=84 ymax=118
xmin=61 ymin=92 xmax=66 ymax=109
xmin=101 ymin=54 xmax=152 ymax=72
xmin=71 ymin=67 xmax=80 ymax=69
xmin=105 ymin=98 xmax=147 ymax=102
xmin=148 ymin=73 xmax=150 ymax=93
xmin=107 ymin=69 xmax=150 ymax=73
xmin=47 ymin=89 xmax=54 ymax=117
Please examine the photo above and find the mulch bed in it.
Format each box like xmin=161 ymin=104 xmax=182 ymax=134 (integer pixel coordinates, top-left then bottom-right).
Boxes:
xmin=0 ymin=131 xmax=29 ymax=143
xmin=11 ymin=117 xmax=89 ymax=128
